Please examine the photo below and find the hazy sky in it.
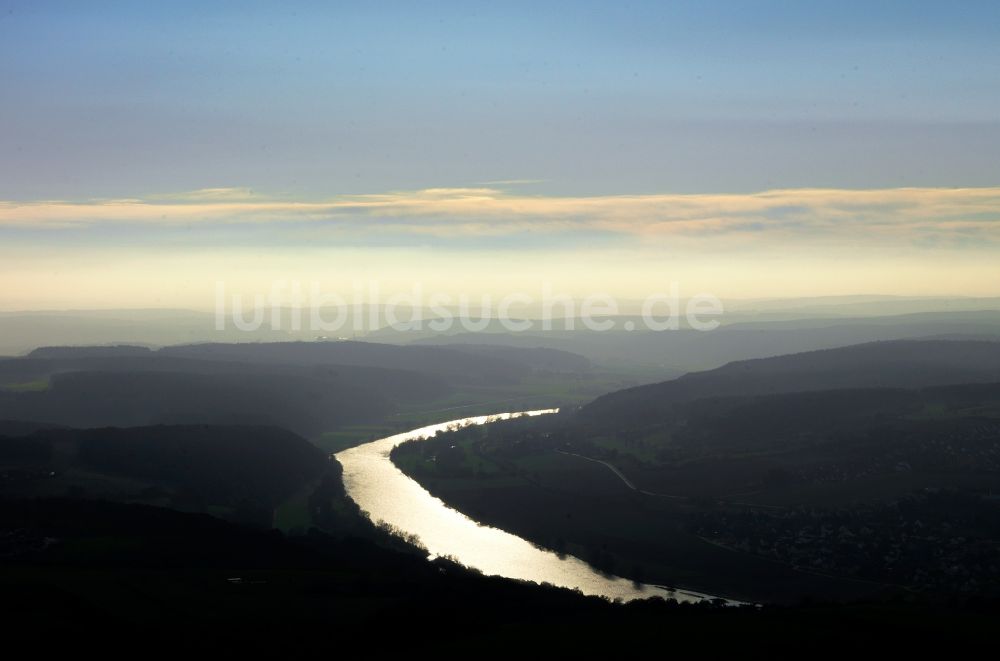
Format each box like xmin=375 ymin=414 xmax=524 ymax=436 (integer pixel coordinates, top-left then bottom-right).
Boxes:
xmin=1 ymin=1 xmax=999 ymax=309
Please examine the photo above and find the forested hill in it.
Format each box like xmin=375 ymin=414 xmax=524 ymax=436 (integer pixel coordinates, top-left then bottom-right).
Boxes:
xmin=159 ymin=340 xmax=589 ymax=384
xmin=0 ymin=424 xmax=328 ymax=521
xmin=580 ymin=340 xmax=1000 ymax=426
xmin=0 ymin=341 xmax=592 ymax=437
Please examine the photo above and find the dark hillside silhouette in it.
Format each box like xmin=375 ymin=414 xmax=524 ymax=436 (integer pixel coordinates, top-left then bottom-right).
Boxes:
xmin=582 ymin=340 xmax=1000 ymax=426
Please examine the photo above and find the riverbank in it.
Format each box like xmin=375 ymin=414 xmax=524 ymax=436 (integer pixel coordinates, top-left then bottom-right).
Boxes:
xmin=336 ymin=410 xmax=732 ymax=603
xmin=391 ymin=425 xmax=896 ymax=605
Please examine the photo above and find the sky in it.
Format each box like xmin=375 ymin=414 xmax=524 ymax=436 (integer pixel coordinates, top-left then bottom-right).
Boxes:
xmin=1 ymin=1 xmax=999 ymax=309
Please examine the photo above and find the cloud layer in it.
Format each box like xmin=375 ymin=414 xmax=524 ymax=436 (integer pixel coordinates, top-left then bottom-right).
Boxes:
xmin=1 ymin=186 xmax=999 ymax=249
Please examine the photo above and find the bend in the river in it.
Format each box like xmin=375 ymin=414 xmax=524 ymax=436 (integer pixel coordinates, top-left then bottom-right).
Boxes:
xmin=335 ymin=409 xmax=727 ymax=604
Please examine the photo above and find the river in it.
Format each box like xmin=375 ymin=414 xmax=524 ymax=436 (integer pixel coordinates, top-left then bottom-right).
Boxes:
xmin=335 ymin=409 xmax=724 ymax=603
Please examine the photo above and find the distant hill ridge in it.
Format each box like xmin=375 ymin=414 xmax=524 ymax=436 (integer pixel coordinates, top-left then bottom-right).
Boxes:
xmin=0 ymin=341 xmax=590 ymax=436
xmin=581 ymin=339 xmax=1000 ymax=425
xmin=28 ymin=345 xmax=154 ymax=359
xmin=23 ymin=340 xmax=590 ymax=381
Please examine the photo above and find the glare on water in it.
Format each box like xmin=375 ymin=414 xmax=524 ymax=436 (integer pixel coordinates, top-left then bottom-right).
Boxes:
xmin=336 ymin=410 xmax=720 ymax=603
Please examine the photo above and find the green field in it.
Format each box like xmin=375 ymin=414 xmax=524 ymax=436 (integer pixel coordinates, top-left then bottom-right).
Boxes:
xmin=0 ymin=377 xmax=50 ymax=392
xmin=272 ymin=475 xmax=326 ymax=532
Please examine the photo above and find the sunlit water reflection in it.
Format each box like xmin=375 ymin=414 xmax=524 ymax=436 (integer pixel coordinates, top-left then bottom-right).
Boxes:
xmin=336 ymin=409 xmax=723 ymax=603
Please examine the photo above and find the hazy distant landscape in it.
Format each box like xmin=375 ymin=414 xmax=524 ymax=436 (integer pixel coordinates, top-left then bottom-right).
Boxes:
xmin=4 ymin=321 xmax=1000 ymax=616
xmin=3 ymin=1 xmax=1000 ymax=655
